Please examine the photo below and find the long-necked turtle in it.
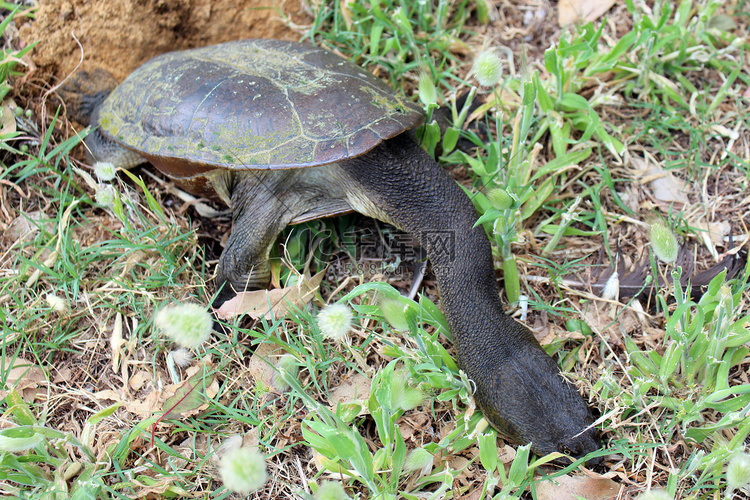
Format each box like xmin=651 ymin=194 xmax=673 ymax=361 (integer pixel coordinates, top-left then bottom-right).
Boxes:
xmin=65 ymin=39 xmax=600 ymax=461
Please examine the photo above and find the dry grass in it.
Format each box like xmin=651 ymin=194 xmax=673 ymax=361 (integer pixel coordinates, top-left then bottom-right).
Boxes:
xmin=2 ymin=0 xmax=750 ymax=498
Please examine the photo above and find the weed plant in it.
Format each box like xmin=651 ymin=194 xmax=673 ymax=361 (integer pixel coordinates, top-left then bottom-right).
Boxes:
xmin=1 ymin=0 xmax=749 ymax=498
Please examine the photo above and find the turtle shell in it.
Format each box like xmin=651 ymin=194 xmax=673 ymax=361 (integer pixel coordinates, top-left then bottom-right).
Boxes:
xmin=96 ymin=39 xmax=425 ymax=184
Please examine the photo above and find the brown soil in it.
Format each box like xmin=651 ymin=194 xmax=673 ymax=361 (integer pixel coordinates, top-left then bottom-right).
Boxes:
xmin=18 ymin=0 xmax=307 ymax=83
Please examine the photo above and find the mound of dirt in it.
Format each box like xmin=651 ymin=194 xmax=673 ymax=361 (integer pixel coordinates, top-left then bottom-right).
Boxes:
xmin=19 ymin=0 xmax=307 ymax=83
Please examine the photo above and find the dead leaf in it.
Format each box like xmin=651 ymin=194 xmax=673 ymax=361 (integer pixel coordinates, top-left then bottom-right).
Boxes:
xmin=0 ymin=99 xmax=17 ymax=135
xmin=128 ymin=370 xmax=152 ymax=391
xmin=462 ymin=488 xmax=484 ymax=500
xmin=215 ymin=270 xmax=325 ymax=320
xmin=94 ymin=389 xmax=122 ymax=402
xmin=162 ymin=362 xmax=218 ymax=419
xmin=558 ymin=0 xmax=617 ymax=26
xmin=53 ymin=367 xmax=73 ymax=385
xmin=632 ymin=156 xmax=689 ymax=205
xmin=0 ymin=357 xmax=46 ymax=402
xmin=1 ymin=211 xmax=51 ymax=245
xmin=125 ymin=390 xmax=162 ymax=417
xmin=536 ymin=473 xmax=620 ymax=500
xmin=247 ymin=342 xmax=288 ymax=393
xmin=94 ymin=363 xmax=219 ymax=419
xmin=695 ymin=220 xmax=731 ymax=247
xmin=584 ymin=300 xmax=640 ymax=336
xmin=328 ymin=372 xmax=372 ymax=415
xmin=498 ymin=444 xmax=516 ymax=464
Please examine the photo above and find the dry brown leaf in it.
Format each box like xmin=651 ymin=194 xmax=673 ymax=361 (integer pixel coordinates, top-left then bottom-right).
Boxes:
xmin=161 ymin=362 xmax=219 ymax=418
xmin=124 ymin=390 xmax=162 ymax=417
xmin=247 ymin=342 xmax=288 ymax=393
xmin=584 ymin=301 xmax=640 ymax=336
xmin=632 ymin=156 xmax=689 ymax=205
xmin=558 ymin=0 xmax=618 ymax=26
xmin=451 ymin=454 xmax=476 ymax=491
xmin=0 ymin=357 xmax=46 ymax=402
xmin=1 ymin=211 xmax=51 ymax=245
xmin=498 ymin=444 xmax=517 ymax=464
xmin=95 ymin=363 xmax=219 ymax=419
xmin=536 ymin=473 xmax=620 ymax=500
xmin=215 ymin=270 xmax=325 ymax=320
xmin=695 ymin=220 xmax=731 ymax=247
xmin=462 ymin=489 xmax=484 ymax=500
xmin=0 ymin=99 xmax=17 ymax=135
xmin=448 ymin=455 xmax=471 ymax=473
xmin=128 ymin=370 xmax=152 ymax=391
xmin=94 ymin=389 xmax=122 ymax=401
xmin=328 ymin=372 xmax=372 ymax=414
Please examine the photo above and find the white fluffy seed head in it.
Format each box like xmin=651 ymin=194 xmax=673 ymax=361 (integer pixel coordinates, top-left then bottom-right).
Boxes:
xmin=317 ymin=303 xmax=353 ymax=341
xmin=218 ymin=447 xmax=268 ymax=495
xmin=471 ymin=50 xmax=503 ymax=87
xmin=95 ymin=184 xmax=117 ymax=208
xmin=46 ymin=293 xmax=70 ymax=315
xmin=154 ymin=303 xmax=213 ymax=349
xmin=314 ymin=481 xmax=351 ymax=500
xmin=648 ymin=220 xmax=679 ymax=263
xmin=727 ymin=453 xmax=750 ymax=492
xmin=93 ymin=161 xmax=117 ymax=182
xmin=171 ymin=347 xmax=193 ymax=367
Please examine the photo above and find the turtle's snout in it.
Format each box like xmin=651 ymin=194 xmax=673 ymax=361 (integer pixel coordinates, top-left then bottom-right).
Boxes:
xmin=557 ymin=425 xmax=603 ymax=466
xmin=472 ymin=343 xmax=601 ymax=464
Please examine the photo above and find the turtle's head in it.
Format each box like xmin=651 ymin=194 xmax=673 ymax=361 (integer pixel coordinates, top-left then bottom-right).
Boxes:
xmin=59 ymin=69 xmax=118 ymax=125
xmin=474 ymin=341 xmax=601 ymax=465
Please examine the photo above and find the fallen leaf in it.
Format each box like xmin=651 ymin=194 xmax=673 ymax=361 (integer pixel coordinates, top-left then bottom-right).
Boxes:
xmin=695 ymin=220 xmax=731 ymax=247
xmin=94 ymin=389 xmax=122 ymax=402
xmin=1 ymin=211 xmax=50 ymax=245
xmin=536 ymin=473 xmax=620 ymax=500
xmin=53 ymin=367 xmax=73 ymax=385
xmin=128 ymin=370 xmax=152 ymax=391
xmin=328 ymin=373 xmax=372 ymax=415
xmin=0 ymin=357 xmax=46 ymax=402
xmin=498 ymin=444 xmax=516 ymax=464
xmin=0 ymin=99 xmax=17 ymax=135
xmin=94 ymin=364 xmax=220 ymax=420
xmin=162 ymin=362 xmax=218 ymax=419
xmin=558 ymin=0 xmax=617 ymax=26
xmin=247 ymin=342 xmax=289 ymax=393
xmin=215 ymin=270 xmax=325 ymax=320
xmin=584 ymin=300 xmax=640 ymax=336
xmin=124 ymin=390 xmax=162 ymax=417
xmin=632 ymin=156 xmax=689 ymax=205
xmin=462 ymin=488 xmax=484 ymax=500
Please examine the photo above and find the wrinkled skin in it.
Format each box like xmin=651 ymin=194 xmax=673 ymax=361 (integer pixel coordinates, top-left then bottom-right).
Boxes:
xmin=64 ymin=40 xmax=602 ymax=463
xmin=475 ymin=337 xmax=600 ymax=460
xmin=214 ymin=134 xmax=601 ymax=461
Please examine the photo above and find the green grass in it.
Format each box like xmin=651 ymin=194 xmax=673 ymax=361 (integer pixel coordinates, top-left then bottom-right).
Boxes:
xmin=1 ymin=0 xmax=750 ymax=498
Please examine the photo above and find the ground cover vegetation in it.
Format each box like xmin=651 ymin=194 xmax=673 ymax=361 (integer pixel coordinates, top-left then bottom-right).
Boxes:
xmin=0 ymin=0 xmax=749 ymax=498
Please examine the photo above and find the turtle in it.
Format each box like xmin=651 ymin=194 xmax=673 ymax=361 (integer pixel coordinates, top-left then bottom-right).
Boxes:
xmin=65 ymin=38 xmax=601 ymax=462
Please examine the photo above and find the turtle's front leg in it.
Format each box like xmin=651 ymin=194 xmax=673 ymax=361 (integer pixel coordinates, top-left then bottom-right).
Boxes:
xmin=213 ymin=171 xmax=299 ymax=307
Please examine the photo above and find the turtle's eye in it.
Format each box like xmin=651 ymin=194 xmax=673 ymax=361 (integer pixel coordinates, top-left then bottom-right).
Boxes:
xmin=558 ymin=443 xmax=582 ymax=457
xmin=395 ymin=106 xmax=405 ymax=114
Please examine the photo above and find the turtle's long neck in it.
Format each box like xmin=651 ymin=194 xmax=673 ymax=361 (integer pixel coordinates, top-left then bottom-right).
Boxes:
xmin=339 ymin=133 xmax=600 ymax=459
xmin=339 ymin=133 xmax=537 ymax=368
